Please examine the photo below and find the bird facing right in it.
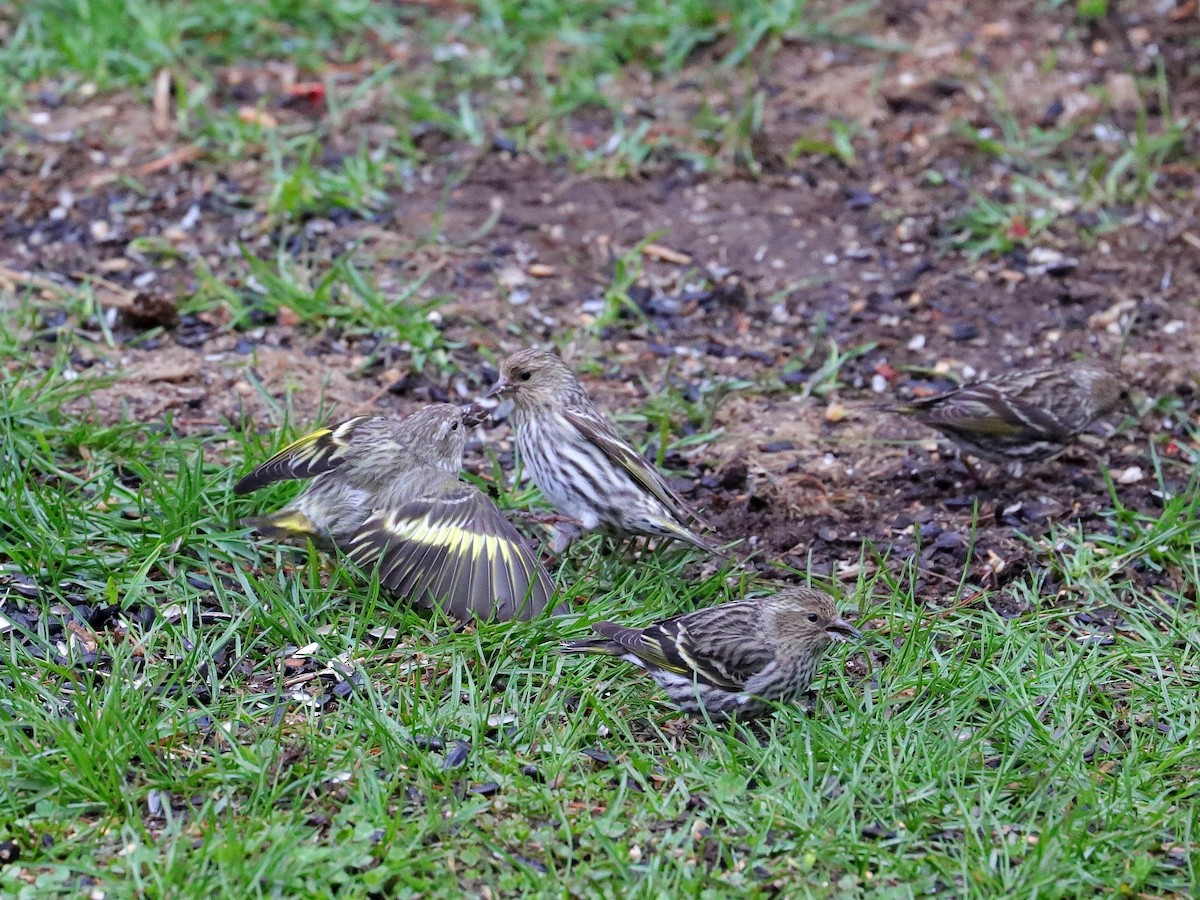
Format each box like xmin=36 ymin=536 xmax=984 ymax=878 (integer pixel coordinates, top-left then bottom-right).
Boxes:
xmin=484 ymin=348 xmax=715 ymax=552
xmin=890 ymin=362 xmax=1126 ymax=471
xmin=233 ymin=403 xmax=558 ymax=623
xmin=561 ymin=587 xmax=860 ymax=719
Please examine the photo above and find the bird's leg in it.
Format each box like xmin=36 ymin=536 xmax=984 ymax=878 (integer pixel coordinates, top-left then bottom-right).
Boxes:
xmin=959 ymin=453 xmax=982 ymax=484
xmin=548 ymin=521 xmax=584 ymax=555
xmin=956 ymin=453 xmax=1000 ymax=495
xmin=507 ymin=509 xmax=577 ymax=527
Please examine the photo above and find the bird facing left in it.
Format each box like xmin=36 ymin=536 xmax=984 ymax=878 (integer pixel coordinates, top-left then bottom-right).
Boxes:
xmin=233 ymin=403 xmax=560 ymax=622
xmin=485 ymin=348 xmax=717 ymax=552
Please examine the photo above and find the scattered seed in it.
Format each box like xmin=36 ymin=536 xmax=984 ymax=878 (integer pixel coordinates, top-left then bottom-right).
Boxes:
xmin=442 ymin=740 xmax=471 ymax=770
xmin=581 ymin=748 xmax=614 ymax=766
xmin=642 ymin=243 xmax=691 ymax=265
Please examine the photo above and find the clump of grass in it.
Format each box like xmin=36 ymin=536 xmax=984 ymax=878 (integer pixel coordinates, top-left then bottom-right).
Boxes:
xmin=184 ymin=249 xmax=453 ymax=373
xmin=267 ymin=135 xmax=394 ymax=222
xmin=2 ymin=0 xmax=393 ymax=91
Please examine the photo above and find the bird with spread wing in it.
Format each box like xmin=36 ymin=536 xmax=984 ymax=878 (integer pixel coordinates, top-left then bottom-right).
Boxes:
xmin=233 ymin=403 xmax=559 ymax=622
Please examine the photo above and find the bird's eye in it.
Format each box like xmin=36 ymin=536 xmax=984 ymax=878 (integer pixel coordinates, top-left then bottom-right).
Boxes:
xmin=518 ymin=371 xmax=532 ymax=382
xmin=450 ymin=422 xmax=459 ymax=431
xmin=807 ymin=613 xmax=819 ymax=623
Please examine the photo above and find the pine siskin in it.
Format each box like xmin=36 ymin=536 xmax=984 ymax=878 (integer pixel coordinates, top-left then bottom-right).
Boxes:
xmin=234 ymin=403 xmax=558 ymax=622
xmin=485 ymin=348 xmax=715 ymax=551
xmin=561 ymin=586 xmax=860 ymax=719
xmin=891 ymin=362 xmax=1126 ymax=471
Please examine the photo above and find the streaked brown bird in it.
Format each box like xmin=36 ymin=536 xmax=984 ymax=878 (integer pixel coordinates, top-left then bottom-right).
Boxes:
xmin=890 ymin=362 xmax=1126 ymax=473
xmin=561 ymin=586 xmax=860 ymax=719
xmin=485 ymin=348 xmax=715 ymax=552
xmin=233 ymin=403 xmax=558 ymax=622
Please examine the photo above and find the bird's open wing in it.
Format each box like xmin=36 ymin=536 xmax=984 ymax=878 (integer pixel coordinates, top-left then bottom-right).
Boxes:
xmin=348 ymin=482 xmax=559 ymax=622
xmin=234 ymin=417 xmax=373 ymax=495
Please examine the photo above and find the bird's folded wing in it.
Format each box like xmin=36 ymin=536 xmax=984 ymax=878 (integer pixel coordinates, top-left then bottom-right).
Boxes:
xmin=592 ymin=602 xmax=769 ymax=690
xmin=912 ymin=395 xmax=1024 ymax=435
xmin=561 ymin=407 xmax=700 ymax=524
xmin=347 ymin=485 xmax=558 ymax=622
xmin=234 ymin=416 xmax=371 ymax=494
xmin=919 ymin=390 xmax=1064 ymax=437
xmin=652 ymin=601 xmax=774 ymax=689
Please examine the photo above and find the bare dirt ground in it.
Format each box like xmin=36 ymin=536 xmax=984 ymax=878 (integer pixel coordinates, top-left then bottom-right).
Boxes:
xmin=3 ymin=1 xmax=1198 ymax=612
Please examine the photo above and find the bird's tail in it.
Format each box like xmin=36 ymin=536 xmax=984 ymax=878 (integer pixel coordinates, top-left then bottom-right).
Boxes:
xmin=560 ymin=623 xmax=625 ymax=657
xmin=877 ymin=400 xmax=917 ymax=416
xmin=648 ymin=513 xmax=729 ymax=557
xmin=243 ymin=509 xmax=322 ymax=543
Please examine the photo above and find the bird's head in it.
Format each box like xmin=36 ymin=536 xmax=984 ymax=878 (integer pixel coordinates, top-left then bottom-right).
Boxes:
xmin=769 ymin=587 xmax=862 ymax=651
xmin=485 ymin=348 xmax=578 ymax=411
xmin=403 ymin=403 xmax=470 ymax=473
xmin=1080 ymin=363 xmax=1131 ymax=417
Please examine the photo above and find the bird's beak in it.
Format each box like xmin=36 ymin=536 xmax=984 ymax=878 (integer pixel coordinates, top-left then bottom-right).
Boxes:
xmin=826 ymin=618 xmax=862 ymax=642
xmin=483 ymin=378 xmax=508 ymax=399
xmin=460 ymin=403 xmax=488 ymax=427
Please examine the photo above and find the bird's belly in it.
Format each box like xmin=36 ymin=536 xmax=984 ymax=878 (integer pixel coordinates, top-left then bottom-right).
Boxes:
xmin=518 ymin=425 xmax=603 ymax=527
xmin=295 ymin=479 xmax=373 ymax=539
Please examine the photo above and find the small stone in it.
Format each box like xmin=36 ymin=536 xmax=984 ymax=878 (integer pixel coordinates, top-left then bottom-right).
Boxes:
xmin=1117 ymin=466 xmax=1144 ymax=485
xmin=237 ymin=107 xmax=277 ymax=128
xmin=497 ymin=265 xmax=527 ymax=288
xmin=1027 ymin=247 xmax=1078 ymax=276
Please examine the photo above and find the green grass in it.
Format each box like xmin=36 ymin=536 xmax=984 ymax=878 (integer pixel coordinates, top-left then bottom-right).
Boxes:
xmin=946 ymin=63 xmax=1195 ymax=255
xmin=2 ymin=329 xmax=1198 ymax=897
xmin=1 ymin=0 xmax=880 ymax=172
xmin=2 ymin=0 xmax=390 ymax=91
